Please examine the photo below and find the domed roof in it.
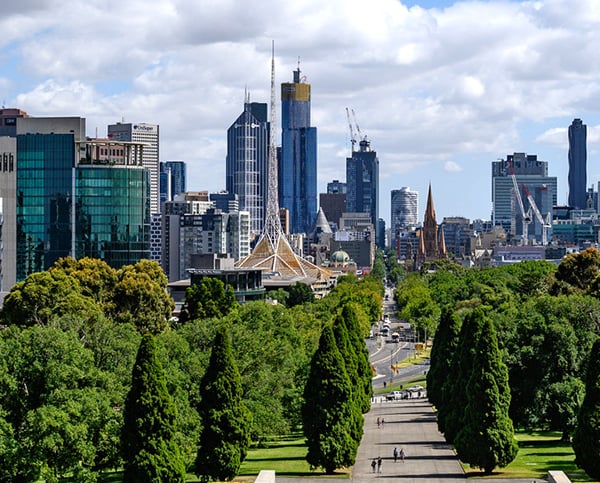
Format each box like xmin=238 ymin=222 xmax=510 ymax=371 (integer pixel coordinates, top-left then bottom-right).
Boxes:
xmin=331 ymin=250 xmax=350 ymax=263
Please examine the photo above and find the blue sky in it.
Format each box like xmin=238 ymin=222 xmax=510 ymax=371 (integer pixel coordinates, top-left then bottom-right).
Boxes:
xmin=2 ymin=0 xmax=600 ymax=226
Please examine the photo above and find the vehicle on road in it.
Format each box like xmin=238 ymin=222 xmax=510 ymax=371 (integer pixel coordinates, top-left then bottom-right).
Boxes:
xmin=406 ymin=385 xmax=425 ymax=393
xmin=385 ymin=391 xmax=407 ymax=401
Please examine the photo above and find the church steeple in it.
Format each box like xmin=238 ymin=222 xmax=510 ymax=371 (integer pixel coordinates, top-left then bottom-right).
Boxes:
xmin=416 ymin=183 xmax=446 ymax=267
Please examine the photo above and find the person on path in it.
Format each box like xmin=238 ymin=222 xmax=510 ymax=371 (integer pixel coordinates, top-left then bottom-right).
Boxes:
xmin=377 ymin=456 xmax=382 ymax=473
xmin=399 ymin=448 xmax=405 ymax=463
xmin=371 ymin=458 xmax=377 ymax=472
xmin=381 ymin=418 xmax=385 ymax=428
xmin=376 ymin=417 xmax=380 ymax=428
xmin=393 ymin=447 xmax=398 ymax=462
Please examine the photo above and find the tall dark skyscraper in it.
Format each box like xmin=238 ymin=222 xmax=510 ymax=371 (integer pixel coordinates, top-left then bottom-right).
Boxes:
xmin=279 ymin=66 xmax=317 ymax=234
xmin=568 ymin=118 xmax=587 ymax=209
xmin=160 ymin=161 xmax=186 ymax=208
xmin=226 ymin=98 xmax=269 ymax=235
xmin=346 ymin=137 xmax=379 ymax=242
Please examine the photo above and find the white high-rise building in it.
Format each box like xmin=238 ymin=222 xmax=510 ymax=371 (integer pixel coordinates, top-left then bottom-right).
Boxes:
xmin=108 ymin=122 xmax=159 ymax=214
xmin=391 ymin=187 xmax=419 ymax=233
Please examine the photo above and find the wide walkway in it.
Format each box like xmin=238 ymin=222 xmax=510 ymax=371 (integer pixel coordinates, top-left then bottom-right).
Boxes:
xmin=351 ymin=397 xmax=465 ymax=483
xmin=278 ymin=397 xmax=544 ymax=483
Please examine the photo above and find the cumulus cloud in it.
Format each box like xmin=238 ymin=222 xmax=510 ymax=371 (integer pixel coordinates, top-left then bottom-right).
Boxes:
xmin=444 ymin=161 xmax=463 ymax=172
xmin=4 ymin=0 xmax=600 ymax=220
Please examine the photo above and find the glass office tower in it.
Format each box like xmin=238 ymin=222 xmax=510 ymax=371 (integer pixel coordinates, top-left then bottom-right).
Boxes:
xmin=226 ymin=101 xmax=269 ymax=235
xmin=346 ymin=137 xmax=379 ymax=241
xmin=76 ymin=165 xmax=150 ymax=267
xmin=7 ymin=116 xmax=151 ymax=287
xmin=16 ymin=133 xmax=74 ymax=280
xmin=279 ymin=67 xmax=317 ymax=234
xmin=568 ymin=118 xmax=587 ymax=209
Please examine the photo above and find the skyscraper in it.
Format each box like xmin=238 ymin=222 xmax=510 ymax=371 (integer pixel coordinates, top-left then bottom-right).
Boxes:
xmin=226 ymin=98 xmax=269 ymax=235
xmin=160 ymin=161 xmax=186 ymax=208
xmin=346 ymin=137 xmax=379 ymax=243
xmin=391 ymin=187 xmax=418 ymax=233
xmin=0 ymin=116 xmax=150 ymax=290
xmin=492 ymin=153 xmax=556 ymax=244
xmin=568 ymin=118 xmax=587 ymax=209
xmin=108 ymin=122 xmax=159 ymax=214
xmin=279 ymin=65 xmax=317 ymax=234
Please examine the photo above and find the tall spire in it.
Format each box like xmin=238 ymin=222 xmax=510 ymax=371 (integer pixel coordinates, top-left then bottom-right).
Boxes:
xmin=263 ymin=40 xmax=283 ymax=250
xmin=236 ymin=44 xmax=333 ymax=284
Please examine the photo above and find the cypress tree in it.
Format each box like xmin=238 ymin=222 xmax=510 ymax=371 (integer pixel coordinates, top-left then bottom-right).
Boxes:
xmin=454 ymin=315 xmax=518 ymax=473
xmin=332 ymin=315 xmax=364 ymax=446
xmin=427 ymin=305 xmax=460 ymax=408
xmin=302 ymin=324 xmax=358 ymax=474
xmin=572 ymin=337 xmax=600 ymax=479
xmin=437 ymin=307 xmax=484 ymax=443
xmin=195 ymin=326 xmax=252 ymax=482
xmin=121 ymin=334 xmax=186 ymax=482
xmin=340 ymin=303 xmax=373 ymax=413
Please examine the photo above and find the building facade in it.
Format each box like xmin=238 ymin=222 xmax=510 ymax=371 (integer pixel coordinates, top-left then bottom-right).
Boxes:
xmin=491 ymin=153 xmax=557 ymax=244
xmin=327 ymin=179 xmax=346 ymax=194
xmin=162 ymin=198 xmax=251 ymax=282
xmin=568 ymin=118 xmax=587 ymax=209
xmin=0 ymin=116 xmax=150 ymax=291
xmin=226 ymin=100 xmax=269 ymax=235
xmin=279 ymin=67 xmax=317 ymax=234
xmin=160 ymin=160 xmax=186 ymax=208
xmin=346 ymin=138 xmax=379 ymax=244
xmin=108 ymin=122 xmax=159 ymax=214
xmin=391 ymin=187 xmax=419 ymax=234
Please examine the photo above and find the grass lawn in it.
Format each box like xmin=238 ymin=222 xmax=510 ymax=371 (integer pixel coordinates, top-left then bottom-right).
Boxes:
xmin=463 ymin=431 xmax=597 ymax=482
xmin=237 ymin=435 xmax=349 ymax=479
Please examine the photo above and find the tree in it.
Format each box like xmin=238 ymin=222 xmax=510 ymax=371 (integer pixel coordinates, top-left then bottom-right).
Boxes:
xmin=572 ymin=337 xmax=600 ymax=480
xmin=437 ymin=308 xmax=484 ymax=443
xmin=111 ymin=260 xmax=174 ymax=334
xmin=179 ymin=277 xmax=237 ymax=323
xmin=287 ymin=282 xmax=315 ymax=307
xmin=121 ymin=334 xmax=186 ymax=482
xmin=302 ymin=324 xmax=358 ymax=474
xmin=339 ymin=303 xmax=373 ymax=413
xmin=427 ymin=305 xmax=460 ymax=408
xmin=553 ymin=247 xmax=600 ymax=294
xmin=195 ymin=326 xmax=252 ymax=482
xmin=454 ymin=314 xmax=518 ymax=473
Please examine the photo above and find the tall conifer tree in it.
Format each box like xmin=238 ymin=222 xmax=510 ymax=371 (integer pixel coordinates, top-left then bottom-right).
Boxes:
xmin=121 ymin=334 xmax=186 ymax=482
xmin=195 ymin=326 xmax=252 ymax=482
xmin=340 ymin=303 xmax=373 ymax=412
xmin=302 ymin=324 xmax=358 ymax=474
xmin=572 ymin=337 xmax=600 ymax=479
xmin=427 ymin=305 xmax=460 ymax=408
xmin=437 ymin=308 xmax=484 ymax=442
xmin=454 ymin=315 xmax=518 ymax=473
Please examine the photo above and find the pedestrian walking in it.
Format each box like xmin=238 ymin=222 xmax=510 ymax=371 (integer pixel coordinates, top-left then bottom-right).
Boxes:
xmin=377 ymin=456 xmax=382 ymax=473
xmin=399 ymin=448 xmax=405 ymax=462
xmin=393 ymin=447 xmax=398 ymax=462
xmin=381 ymin=418 xmax=385 ymax=428
xmin=376 ymin=417 xmax=380 ymax=428
xmin=371 ymin=458 xmax=377 ymax=472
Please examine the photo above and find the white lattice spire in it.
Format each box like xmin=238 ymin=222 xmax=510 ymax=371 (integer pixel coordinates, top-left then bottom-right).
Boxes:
xmin=263 ymin=40 xmax=284 ymax=250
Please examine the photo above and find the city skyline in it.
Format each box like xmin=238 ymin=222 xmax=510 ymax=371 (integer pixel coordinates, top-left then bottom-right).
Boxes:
xmin=3 ymin=0 xmax=600 ymax=225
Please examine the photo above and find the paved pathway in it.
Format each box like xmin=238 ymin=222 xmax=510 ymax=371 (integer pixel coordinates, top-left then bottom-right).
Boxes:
xmin=351 ymin=397 xmax=465 ymax=483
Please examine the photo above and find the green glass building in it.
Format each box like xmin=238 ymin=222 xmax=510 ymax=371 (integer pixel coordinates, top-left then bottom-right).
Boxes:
xmin=1 ymin=116 xmax=151 ymax=288
xmin=76 ymin=165 xmax=150 ymax=267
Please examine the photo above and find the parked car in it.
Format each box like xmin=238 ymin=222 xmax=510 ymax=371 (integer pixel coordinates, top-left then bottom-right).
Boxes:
xmin=385 ymin=391 xmax=406 ymax=401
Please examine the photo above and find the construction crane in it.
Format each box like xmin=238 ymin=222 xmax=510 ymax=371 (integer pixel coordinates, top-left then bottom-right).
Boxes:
xmin=522 ymin=183 xmax=552 ymax=245
xmin=351 ymin=108 xmax=367 ymax=142
xmin=345 ymin=107 xmax=357 ymax=152
xmin=507 ymin=159 xmax=531 ymax=244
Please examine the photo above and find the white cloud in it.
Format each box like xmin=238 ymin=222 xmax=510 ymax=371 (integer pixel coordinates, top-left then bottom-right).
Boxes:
xmin=5 ymin=0 xmax=600 ymax=221
xmin=444 ymin=160 xmax=463 ymax=172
